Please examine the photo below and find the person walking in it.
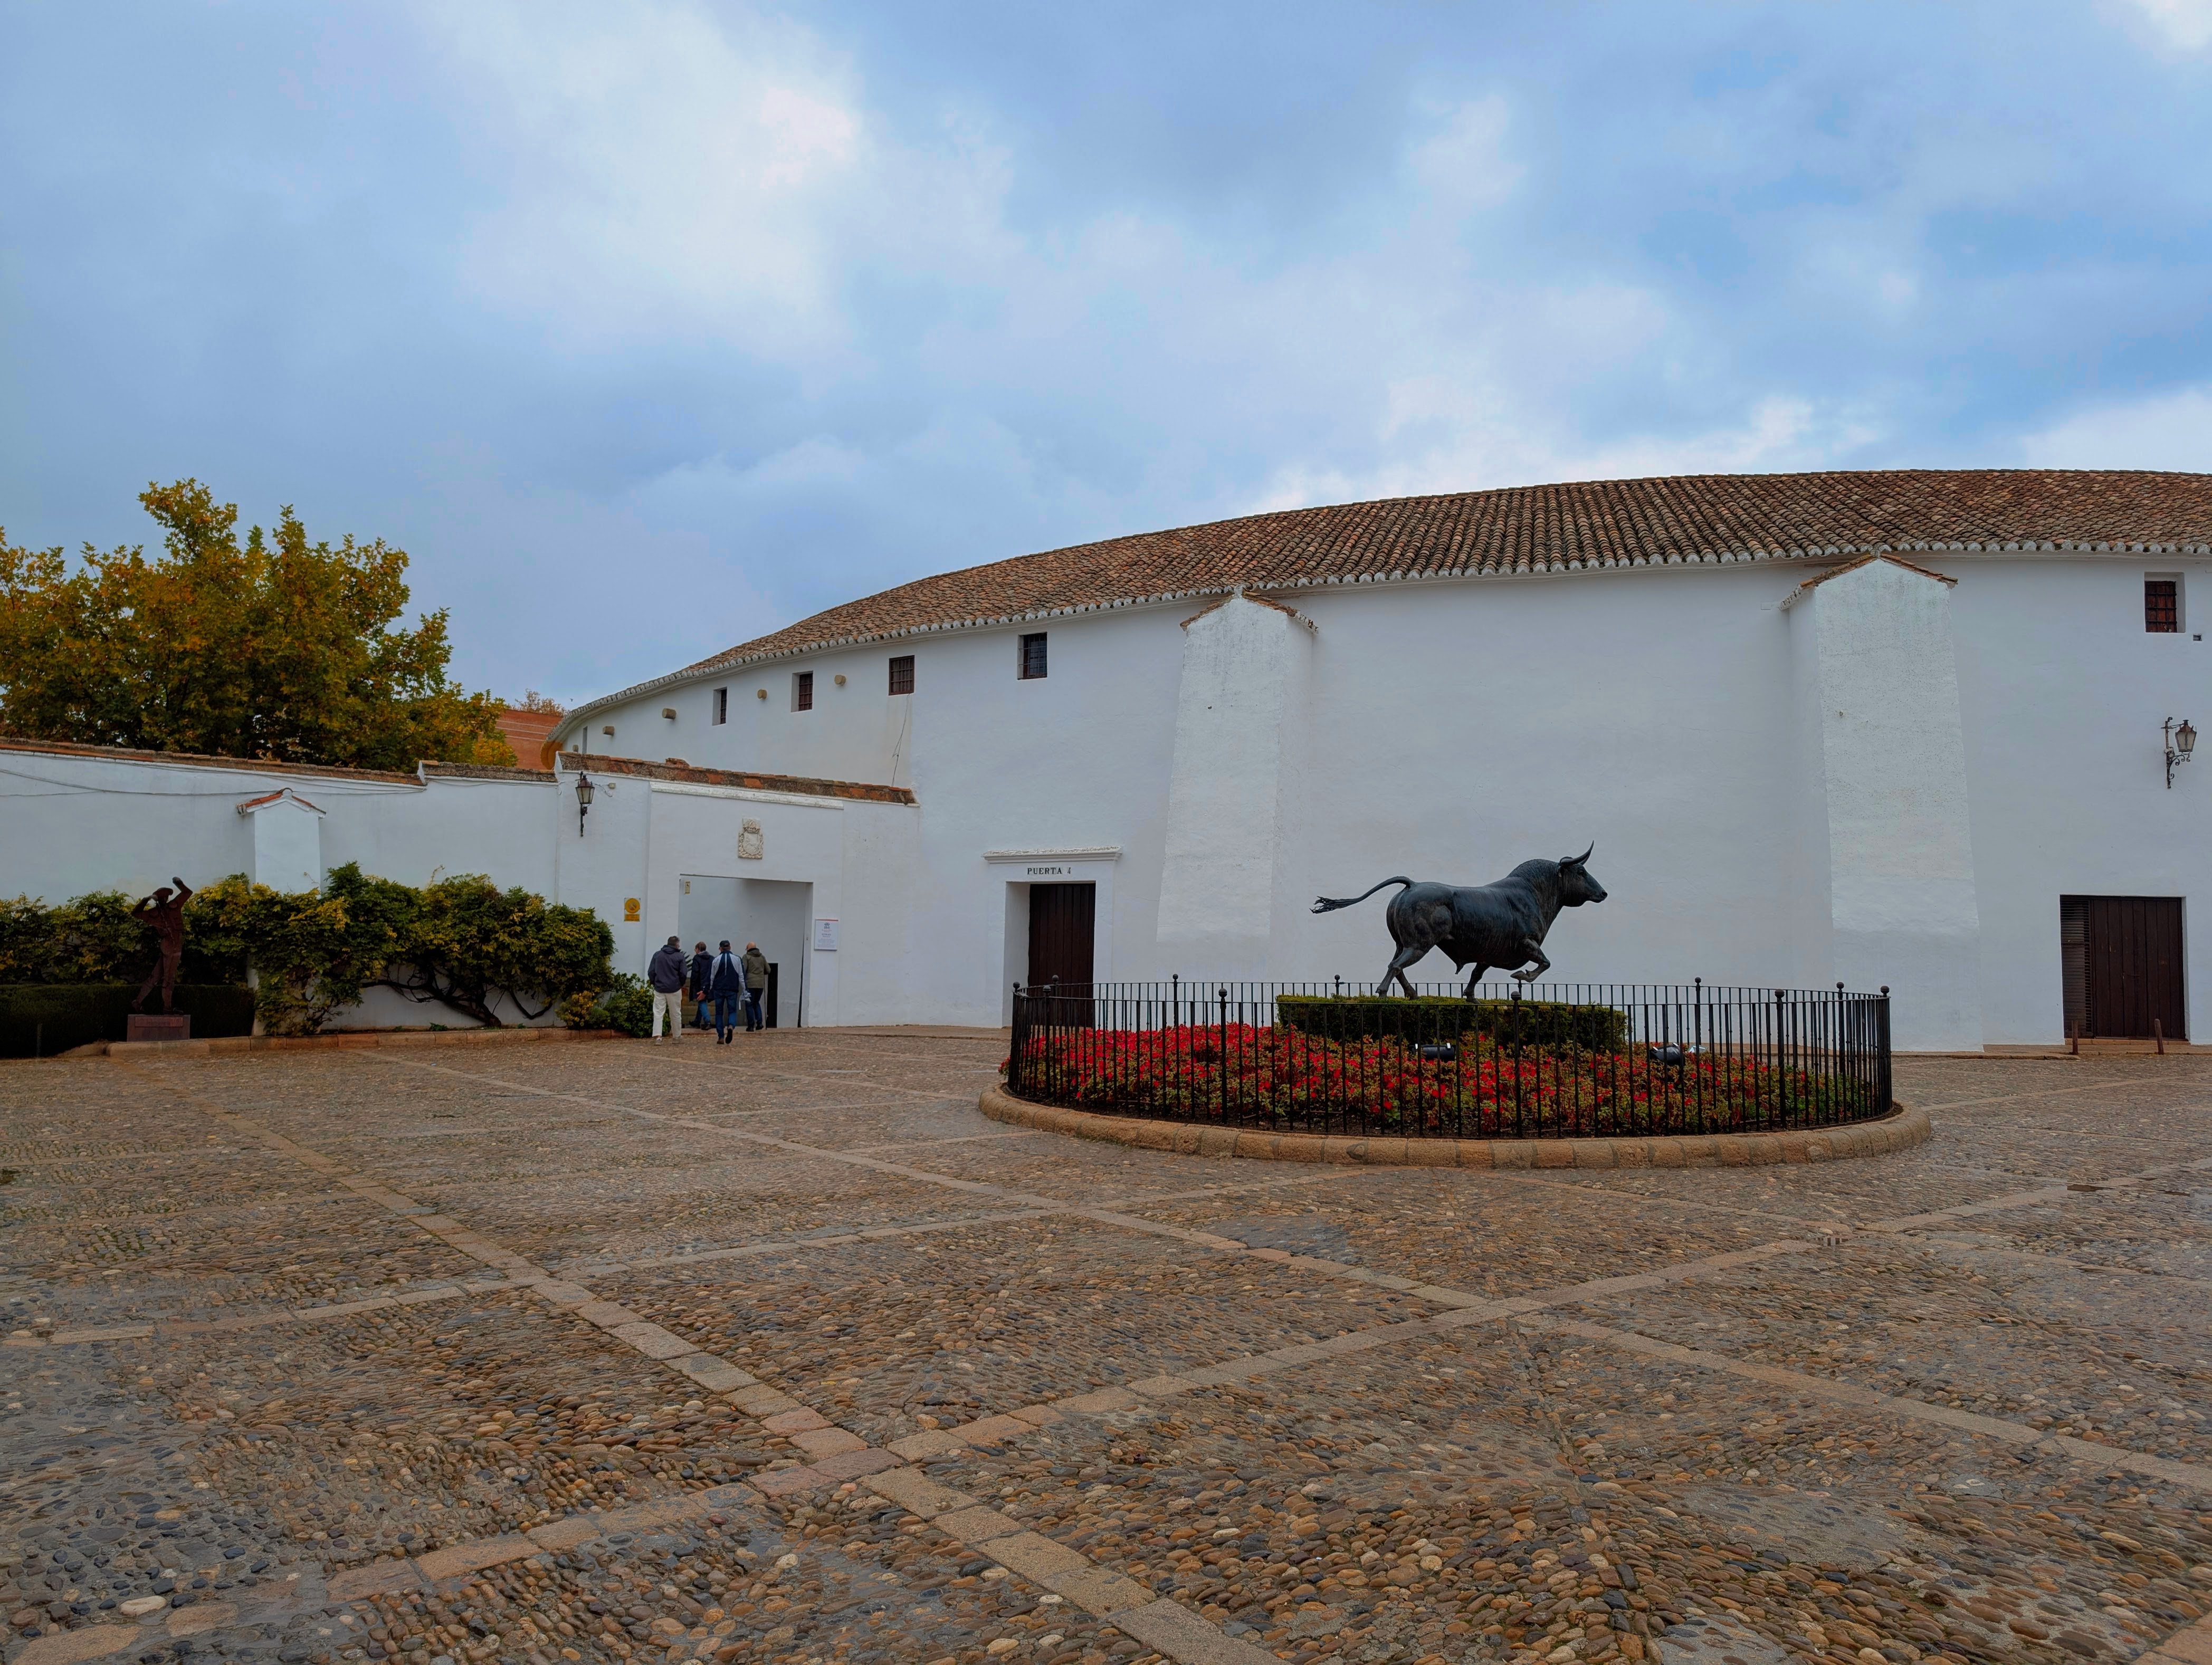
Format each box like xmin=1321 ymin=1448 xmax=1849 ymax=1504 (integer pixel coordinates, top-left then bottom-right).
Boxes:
xmin=708 ymin=940 xmax=745 ymax=1043
xmin=688 ymin=940 xmax=713 ymax=1029
xmin=741 ymin=941 xmax=770 ymax=1031
xmin=646 ymin=936 xmax=689 ymax=1040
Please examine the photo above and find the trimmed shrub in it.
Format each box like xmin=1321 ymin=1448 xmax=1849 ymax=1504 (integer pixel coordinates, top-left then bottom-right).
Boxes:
xmin=0 ymin=984 xmax=256 ymax=1058
xmin=1274 ymin=993 xmax=1630 ymax=1051
xmin=562 ymin=973 xmax=654 ymax=1038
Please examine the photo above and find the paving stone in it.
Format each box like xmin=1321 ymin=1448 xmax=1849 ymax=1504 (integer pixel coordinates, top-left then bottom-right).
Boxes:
xmin=13 ymin=1041 xmax=2212 ymax=1665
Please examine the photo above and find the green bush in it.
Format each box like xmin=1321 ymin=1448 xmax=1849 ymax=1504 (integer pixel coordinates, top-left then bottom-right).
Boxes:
xmin=0 ymin=984 xmax=256 ymax=1058
xmin=0 ymin=892 xmax=243 ymax=985
xmin=1274 ymin=993 xmax=1630 ymax=1051
xmin=562 ymin=973 xmax=654 ymax=1038
xmin=371 ymin=872 xmax=613 ymax=1028
xmin=188 ymin=866 xmax=415 ymax=1036
xmin=1 ymin=866 xmax=613 ymax=1036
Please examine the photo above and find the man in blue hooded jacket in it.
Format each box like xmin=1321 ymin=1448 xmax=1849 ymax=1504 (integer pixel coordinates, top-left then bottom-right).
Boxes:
xmin=708 ymin=940 xmax=746 ymax=1044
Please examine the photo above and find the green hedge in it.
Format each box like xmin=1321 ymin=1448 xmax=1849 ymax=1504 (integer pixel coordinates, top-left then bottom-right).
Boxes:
xmin=0 ymin=984 xmax=257 ymax=1058
xmin=1274 ymin=994 xmax=1630 ymax=1051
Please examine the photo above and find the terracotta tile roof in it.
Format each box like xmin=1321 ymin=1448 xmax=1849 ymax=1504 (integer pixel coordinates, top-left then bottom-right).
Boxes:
xmin=573 ymin=468 xmax=2211 ymax=716
xmin=494 ymin=709 xmax=564 ymax=770
xmin=557 ymin=752 xmax=916 ymax=805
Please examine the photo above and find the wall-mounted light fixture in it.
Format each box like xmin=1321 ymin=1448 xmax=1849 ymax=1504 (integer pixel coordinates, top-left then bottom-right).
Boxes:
xmin=2166 ymin=717 xmax=2197 ymax=788
xmin=575 ymin=772 xmax=595 ymax=836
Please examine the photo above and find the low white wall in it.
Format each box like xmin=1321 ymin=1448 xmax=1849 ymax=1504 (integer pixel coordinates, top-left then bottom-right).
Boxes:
xmin=0 ymin=745 xmax=919 ymax=1031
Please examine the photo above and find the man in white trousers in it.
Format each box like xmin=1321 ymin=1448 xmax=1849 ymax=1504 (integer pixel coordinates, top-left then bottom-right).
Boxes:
xmin=646 ymin=936 xmax=689 ymax=1039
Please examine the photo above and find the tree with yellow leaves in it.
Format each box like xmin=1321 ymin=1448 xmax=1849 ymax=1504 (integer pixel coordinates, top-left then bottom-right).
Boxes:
xmin=0 ymin=480 xmax=513 ymax=770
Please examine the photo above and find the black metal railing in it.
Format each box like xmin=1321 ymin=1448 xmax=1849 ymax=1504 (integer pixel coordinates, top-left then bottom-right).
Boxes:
xmin=1006 ymin=978 xmax=1892 ymax=1140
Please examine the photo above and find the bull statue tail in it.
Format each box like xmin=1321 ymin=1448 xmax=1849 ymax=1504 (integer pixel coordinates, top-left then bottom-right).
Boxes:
xmin=1311 ymin=877 xmax=1414 ymax=915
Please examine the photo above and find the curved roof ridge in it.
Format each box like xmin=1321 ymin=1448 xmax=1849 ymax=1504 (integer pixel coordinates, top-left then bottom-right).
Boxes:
xmin=568 ymin=467 xmax=2212 ymax=722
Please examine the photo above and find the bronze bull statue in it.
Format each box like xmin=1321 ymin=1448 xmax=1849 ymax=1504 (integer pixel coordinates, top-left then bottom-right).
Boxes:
xmin=1312 ymin=847 xmax=1607 ymax=997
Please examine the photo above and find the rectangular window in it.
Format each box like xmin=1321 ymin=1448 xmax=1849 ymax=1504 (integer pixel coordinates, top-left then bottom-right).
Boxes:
xmin=712 ymin=687 xmax=728 ymax=724
xmin=1018 ymin=632 xmax=1048 ymax=680
xmin=793 ymin=671 xmax=814 ymax=711
xmin=2147 ymin=577 xmax=2180 ymax=633
xmin=888 ymin=654 xmax=915 ymax=695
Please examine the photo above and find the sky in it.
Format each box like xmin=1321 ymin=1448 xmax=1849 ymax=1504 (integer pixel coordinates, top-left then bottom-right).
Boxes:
xmin=3 ymin=1 xmax=2210 ymax=704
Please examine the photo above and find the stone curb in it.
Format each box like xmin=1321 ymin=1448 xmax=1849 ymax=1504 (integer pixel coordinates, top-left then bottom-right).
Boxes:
xmin=72 ymin=1027 xmax=626 ymax=1061
xmin=977 ymin=1085 xmax=1929 ymax=1168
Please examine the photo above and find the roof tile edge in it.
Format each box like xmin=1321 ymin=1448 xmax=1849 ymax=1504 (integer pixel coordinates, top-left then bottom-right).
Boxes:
xmin=0 ymin=735 xmax=425 ymax=784
xmin=554 ymin=751 xmax=915 ymax=805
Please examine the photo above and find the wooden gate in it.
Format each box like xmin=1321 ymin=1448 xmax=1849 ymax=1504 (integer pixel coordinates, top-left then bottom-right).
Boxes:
xmin=1026 ymin=883 xmax=1095 ymax=992
xmin=2061 ymin=895 xmax=2186 ymax=1039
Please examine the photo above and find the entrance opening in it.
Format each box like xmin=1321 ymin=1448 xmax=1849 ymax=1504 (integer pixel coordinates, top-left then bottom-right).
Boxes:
xmin=679 ymin=876 xmax=812 ymax=1027
xmin=2061 ymin=895 xmax=2185 ymax=1039
xmin=1026 ymin=882 xmax=1095 ymax=991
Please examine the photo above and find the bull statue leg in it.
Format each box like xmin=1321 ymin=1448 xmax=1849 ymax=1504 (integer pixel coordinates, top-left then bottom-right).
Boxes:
xmin=1511 ymin=940 xmax=1552 ymax=983
xmin=1380 ymin=943 xmax=1427 ymax=998
xmin=1461 ymin=964 xmax=1489 ymax=1000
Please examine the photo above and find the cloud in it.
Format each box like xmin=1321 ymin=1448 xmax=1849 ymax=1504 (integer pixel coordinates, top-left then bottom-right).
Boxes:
xmin=1250 ymin=394 xmax=1886 ymax=514
xmin=424 ymin=0 xmax=879 ymax=353
xmin=7 ymin=1 xmax=2212 ymax=707
xmin=2019 ymin=387 xmax=2212 ymax=472
xmin=2115 ymin=0 xmax=2212 ymax=51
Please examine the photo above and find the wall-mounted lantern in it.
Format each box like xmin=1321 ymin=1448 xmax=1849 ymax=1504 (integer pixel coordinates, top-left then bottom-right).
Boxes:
xmin=2165 ymin=717 xmax=2196 ymax=789
xmin=575 ymin=772 xmax=595 ymax=836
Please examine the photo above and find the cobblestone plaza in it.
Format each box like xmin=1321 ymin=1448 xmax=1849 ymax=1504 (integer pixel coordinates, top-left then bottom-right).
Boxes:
xmin=5 ymin=1038 xmax=2211 ymax=1665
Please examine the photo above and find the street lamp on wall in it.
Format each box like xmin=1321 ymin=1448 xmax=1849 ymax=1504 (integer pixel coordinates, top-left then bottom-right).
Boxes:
xmin=575 ymin=772 xmax=595 ymax=836
xmin=2165 ymin=717 xmax=2196 ymax=789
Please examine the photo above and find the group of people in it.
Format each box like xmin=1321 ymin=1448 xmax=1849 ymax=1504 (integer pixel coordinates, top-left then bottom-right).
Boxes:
xmin=645 ymin=936 xmax=768 ymax=1042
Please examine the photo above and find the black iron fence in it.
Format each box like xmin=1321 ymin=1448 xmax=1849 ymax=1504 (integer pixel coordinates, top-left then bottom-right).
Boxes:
xmin=1006 ymin=978 xmax=1892 ymax=1140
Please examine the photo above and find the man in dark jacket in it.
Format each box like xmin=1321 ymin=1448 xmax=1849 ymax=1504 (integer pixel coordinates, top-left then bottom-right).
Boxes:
xmin=708 ymin=940 xmax=746 ymax=1044
xmin=741 ymin=942 xmax=770 ymax=1031
xmin=647 ymin=936 xmax=689 ymax=1040
xmin=688 ymin=941 xmax=713 ymax=1028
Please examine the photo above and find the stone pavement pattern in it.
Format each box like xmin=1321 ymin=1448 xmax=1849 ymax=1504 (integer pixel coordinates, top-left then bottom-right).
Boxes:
xmin=5 ymin=1039 xmax=2212 ymax=1665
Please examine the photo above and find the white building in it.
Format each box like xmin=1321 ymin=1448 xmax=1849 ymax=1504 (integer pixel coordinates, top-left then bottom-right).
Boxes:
xmin=7 ymin=468 xmax=2210 ymax=1049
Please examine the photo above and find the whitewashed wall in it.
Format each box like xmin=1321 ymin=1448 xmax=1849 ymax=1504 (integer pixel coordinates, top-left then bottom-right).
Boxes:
xmin=563 ymin=552 xmax=2212 ymax=1047
xmin=11 ymin=549 xmax=2206 ymax=1045
xmin=0 ymin=747 xmax=917 ymax=1030
xmin=1950 ymin=559 xmax=2212 ymax=1044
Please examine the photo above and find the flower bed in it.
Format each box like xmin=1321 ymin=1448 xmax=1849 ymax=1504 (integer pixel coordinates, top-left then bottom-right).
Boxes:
xmin=1011 ymin=1021 xmax=1885 ymax=1138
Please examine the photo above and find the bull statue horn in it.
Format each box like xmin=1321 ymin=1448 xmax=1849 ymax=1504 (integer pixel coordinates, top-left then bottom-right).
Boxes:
xmin=1561 ymin=843 xmax=1594 ymax=866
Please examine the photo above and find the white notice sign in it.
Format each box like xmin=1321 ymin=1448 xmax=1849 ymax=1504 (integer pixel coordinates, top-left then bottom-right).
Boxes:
xmin=813 ymin=917 xmax=839 ymax=951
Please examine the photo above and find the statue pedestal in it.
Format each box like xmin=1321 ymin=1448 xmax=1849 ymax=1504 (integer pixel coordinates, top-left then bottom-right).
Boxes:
xmin=126 ymin=1013 xmax=191 ymax=1044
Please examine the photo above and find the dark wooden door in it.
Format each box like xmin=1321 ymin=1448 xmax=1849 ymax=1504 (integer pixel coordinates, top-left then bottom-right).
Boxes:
xmin=2065 ymin=896 xmax=2185 ymax=1039
xmin=1027 ymin=884 xmax=1095 ymax=991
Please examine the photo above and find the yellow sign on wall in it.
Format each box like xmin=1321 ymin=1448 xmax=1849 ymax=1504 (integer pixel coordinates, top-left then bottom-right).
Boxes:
xmin=622 ymin=897 xmax=641 ymax=922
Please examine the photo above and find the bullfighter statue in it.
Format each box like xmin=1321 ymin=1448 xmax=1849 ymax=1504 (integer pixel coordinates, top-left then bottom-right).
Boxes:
xmin=130 ymin=877 xmax=195 ymax=1013
xmin=1313 ymin=847 xmax=1607 ymax=997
